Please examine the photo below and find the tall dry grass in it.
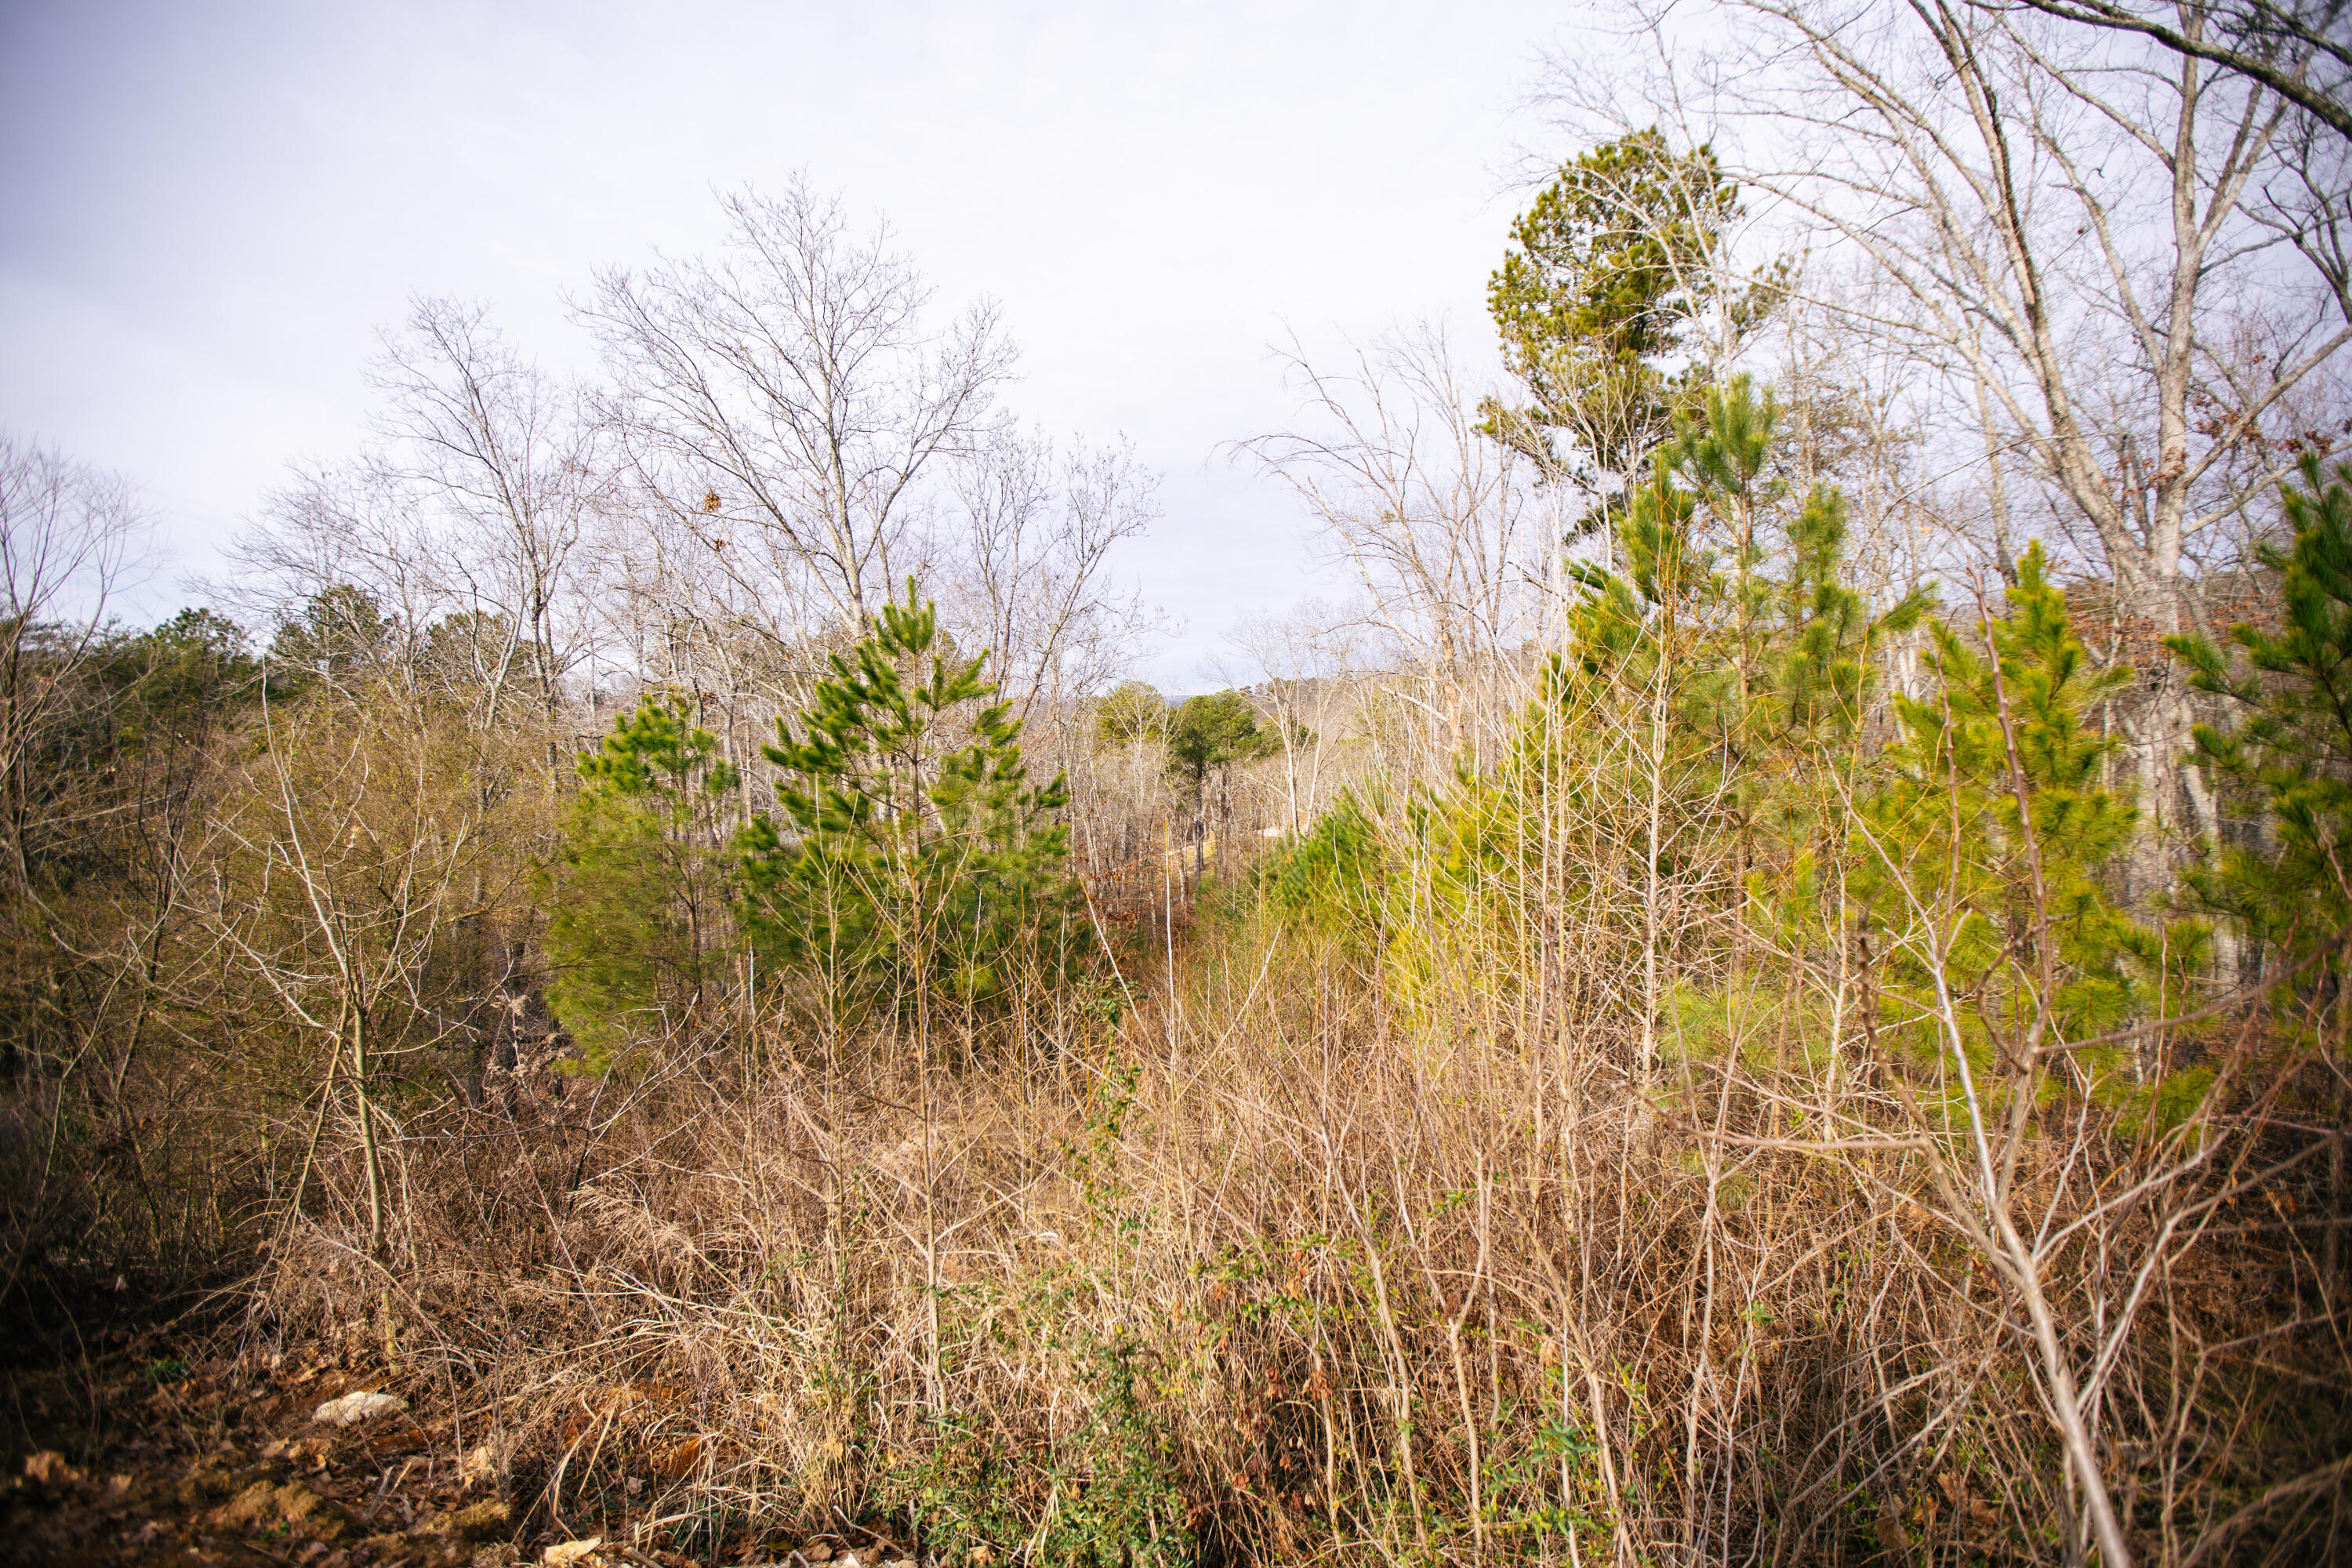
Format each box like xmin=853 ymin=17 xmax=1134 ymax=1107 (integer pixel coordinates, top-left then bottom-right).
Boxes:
xmin=250 ymin=880 xmax=2350 ymax=1566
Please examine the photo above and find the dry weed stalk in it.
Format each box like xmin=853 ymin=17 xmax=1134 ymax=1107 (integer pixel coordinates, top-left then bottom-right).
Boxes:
xmin=244 ymin=834 xmax=2348 ymax=1566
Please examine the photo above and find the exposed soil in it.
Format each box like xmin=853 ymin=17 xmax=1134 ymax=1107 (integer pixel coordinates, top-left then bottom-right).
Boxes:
xmin=2 ymin=1319 xmax=913 ymax=1568
xmin=5 ymin=1312 xmax=521 ymax=1568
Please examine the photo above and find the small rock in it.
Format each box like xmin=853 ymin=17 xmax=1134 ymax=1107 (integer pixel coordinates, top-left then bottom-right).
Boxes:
xmin=542 ymin=1539 xmax=603 ymax=1566
xmin=314 ymin=1390 xmax=408 ymax=1426
xmin=23 ymin=1450 xmax=82 ymax=1486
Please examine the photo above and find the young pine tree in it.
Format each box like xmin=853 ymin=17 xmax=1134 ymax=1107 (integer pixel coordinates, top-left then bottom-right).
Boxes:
xmin=737 ymin=583 xmax=1076 ymax=1031
xmin=542 ymin=695 xmax=739 ymax=1070
xmin=1857 ymin=546 xmax=2184 ymax=1096
xmin=1164 ymin=690 xmax=1274 ymax=889
xmin=2167 ymin=459 xmax=2352 ymax=991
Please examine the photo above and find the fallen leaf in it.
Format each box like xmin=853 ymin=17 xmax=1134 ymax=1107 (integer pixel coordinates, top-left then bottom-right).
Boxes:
xmin=655 ymin=1435 xmax=702 ymax=1479
xmin=459 ymin=1443 xmax=497 ymax=1487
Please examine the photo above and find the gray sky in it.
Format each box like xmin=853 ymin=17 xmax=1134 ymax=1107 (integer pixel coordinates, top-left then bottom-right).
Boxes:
xmin=1 ymin=0 xmax=1578 ymax=684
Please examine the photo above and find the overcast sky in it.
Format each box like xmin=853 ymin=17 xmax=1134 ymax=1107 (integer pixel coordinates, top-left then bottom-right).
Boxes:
xmin=1 ymin=0 xmax=1584 ymax=685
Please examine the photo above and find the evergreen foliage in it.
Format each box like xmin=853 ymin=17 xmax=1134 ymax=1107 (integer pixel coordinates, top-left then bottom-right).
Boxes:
xmin=543 ymin=694 xmax=739 ymax=1069
xmin=1257 ymin=790 xmax=1387 ymax=945
xmin=1381 ymin=378 xmax=1940 ymax=1041
xmin=1163 ymin=690 xmax=1276 ymax=842
xmin=1165 ymin=691 xmax=1272 ymax=795
xmin=267 ymin=583 xmax=395 ymax=683
xmin=2169 ymin=458 xmax=2352 ymax=978
xmin=1856 ymin=548 xmax=2166 ymax=1084
xmin=100 ymin=609 xmax=265 ymax=750
xmin=1482 ymin=129 xmax=1784 ymax=538
xmin=738 ymin=581 xmax=1076 ymax=1023
xmin=1094 ymin=681 xmax=1170 ymax=750
xmin=1483 ymin=131 xmax=1736 ymax=481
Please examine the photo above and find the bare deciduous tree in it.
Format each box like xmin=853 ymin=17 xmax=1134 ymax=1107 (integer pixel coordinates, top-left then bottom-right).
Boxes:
xmin=1978 ymin=0 xmax=2352 ymax=141
xmin=1245 ymin=324 xmax=1548 ymax=772
xmin=365 ymin=296 xmax=609 ymax=729
xmin=0 ymin=436 xmax=151 ymax=894
xmin=1224 ymin=599 xmax=1367 ymax=833
xmin=946 ymin=426 xmax=1162 ymax=726
xmin=584 ymin=182 xmax=1015 ymax=643
xmin=193 ymin=670 xmax=532 ymax=1262
xmin=227 ymin=298 xmax=608 ymax=746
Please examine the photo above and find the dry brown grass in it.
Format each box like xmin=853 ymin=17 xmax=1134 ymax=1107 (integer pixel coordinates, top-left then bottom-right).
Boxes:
xmin=241 ymin=905 xmax=2350 ymax=1567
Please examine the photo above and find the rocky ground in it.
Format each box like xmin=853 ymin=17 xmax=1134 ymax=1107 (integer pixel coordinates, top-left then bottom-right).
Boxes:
xmin=2 ymin=1323 xmax=920 ymax=1568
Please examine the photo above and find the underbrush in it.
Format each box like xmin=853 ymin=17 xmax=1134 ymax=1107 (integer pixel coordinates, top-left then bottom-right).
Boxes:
xmin=233 ymin=923 xmax=2350 ymax=1566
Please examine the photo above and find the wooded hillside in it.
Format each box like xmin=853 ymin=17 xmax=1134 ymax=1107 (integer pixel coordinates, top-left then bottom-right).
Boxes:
xmin=5 ymin=5 xmax=2350 ymax=1564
